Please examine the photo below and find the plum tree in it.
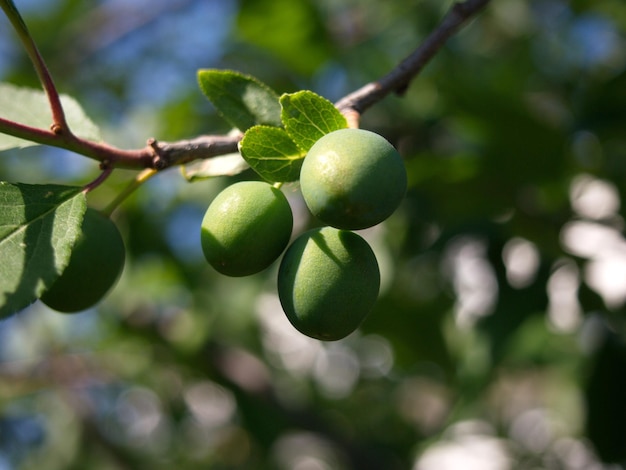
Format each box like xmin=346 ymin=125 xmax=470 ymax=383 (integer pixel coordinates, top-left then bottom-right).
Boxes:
xmin=299 ymin=128 xmax=407 ymax=230
xmin=41 ymin=208 xmax=125 ymax=313
xmin=201 ymin=181 xmax=293 ymax=277
xmin=277 ymin=226 xmax=380 ymax=341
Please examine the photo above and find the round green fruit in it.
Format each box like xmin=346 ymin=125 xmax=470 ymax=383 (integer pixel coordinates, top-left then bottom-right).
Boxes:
xmin=277 ymin=226 xmax=380 ymax=341
xmin=299 ymin=128 xmax=407 ymax=230
xmin=41 ymin=208 xmax=125 ymax=313
xmin=201 ymin=181 xmax=293 ymax=277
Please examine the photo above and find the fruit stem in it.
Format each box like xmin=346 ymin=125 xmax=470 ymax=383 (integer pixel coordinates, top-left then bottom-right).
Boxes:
xmin=82 ymin=167 xmax=114 ymax=194
xmin=343 ymin=109 xmax=361 ymax=129
xmin=101 ymin=168 xmax=157 ymax=217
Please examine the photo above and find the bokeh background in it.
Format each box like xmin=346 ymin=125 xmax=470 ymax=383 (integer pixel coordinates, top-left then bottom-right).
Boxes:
xmin=2 ymin=0 xmax=626 ymax=468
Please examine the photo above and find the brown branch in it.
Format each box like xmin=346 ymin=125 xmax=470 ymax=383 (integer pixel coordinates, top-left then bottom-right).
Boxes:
xmin=0 ymin=116 xmax=61 ymax=146
xmin=82 ymin=166 xmax=113 ymax=193
xmin=0 ymin=115 xmax=239 ymax=171
xmin=0 ymin=0 xmax=70 ymax=132
xmin=0 ymin=116 xmax=153 ymax=167
xmin=151 ymin=133 xmax=242 ymax=169
xmin=335 ymin=0 xmax=491 ymax=116
xmin=0 ymin=0 xmax=489 ymax=172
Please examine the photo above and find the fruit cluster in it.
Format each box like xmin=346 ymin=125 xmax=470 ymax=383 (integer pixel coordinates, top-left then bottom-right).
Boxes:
xmin=39 ymin=129 xmax=406 ymax=340
xmin=201 ymin=128 xmax=407 ymax=341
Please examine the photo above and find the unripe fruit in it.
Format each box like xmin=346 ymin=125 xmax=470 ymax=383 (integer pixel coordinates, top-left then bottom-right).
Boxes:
xmin=277 ymin=227 xmax=380 ymax=341
xmin=41 ymin=208 xmax=125 ymax=313
xmin=300 ymin=128 xmax=407 ymax=230
xmin=201 ymin=181 xmax=293 ymax=277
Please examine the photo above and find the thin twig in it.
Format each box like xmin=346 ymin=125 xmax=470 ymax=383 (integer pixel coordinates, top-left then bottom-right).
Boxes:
xmin=0 ymin=116 xmax=60 ymax=146
xmin=0 ymin=0 xmax=70 ymax=132
xmin=0 ymin=112 xmax=241 ymax=170
xmin=0 ymin=0 xmax=490 ymax=171
xmin=335 ymin=0 xmax=491 ymax=116
xmin=153 ymin=134 xmax=242 ymax=168
xmin=0 ymin=115 xmax=154 ymax=167
xmin=82 ymin=167 xmax=114 ymax=194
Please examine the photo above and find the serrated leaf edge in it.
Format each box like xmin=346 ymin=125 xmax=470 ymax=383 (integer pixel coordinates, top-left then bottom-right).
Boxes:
xmin=279 ymin=90 xmax=348 ymax=152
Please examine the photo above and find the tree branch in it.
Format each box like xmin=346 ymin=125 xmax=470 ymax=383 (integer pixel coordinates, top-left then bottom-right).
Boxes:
xmin=151 ymin=134 xmax=242 ymax=169
xmin=0 ymin=115 xmax=154 ymax=167
xmin=0 ymin=0 xmax=490 ymax=172
xmin=0 ymin=0 xmax=70 ymax=132
xmin=335 ymin=0 xmax=491 ymax=115
xmin=0 ymin=115 xmax=239 ymax=171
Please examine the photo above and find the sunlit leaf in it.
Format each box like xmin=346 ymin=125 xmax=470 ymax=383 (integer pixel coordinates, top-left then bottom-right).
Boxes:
xmin=280 ymin=91 xmax=347 ymax=152
xmin=239 ymin=125 xmax=305 ymax=183
xmin=197 ymin=69 xmax=281 ymax=131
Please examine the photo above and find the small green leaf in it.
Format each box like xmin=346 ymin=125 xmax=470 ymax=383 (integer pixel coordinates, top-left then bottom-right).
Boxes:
xmin=197 ymin=70 xmax=282 ymax=131
xmin=0 ymin=182 xmax=87 ymax=318
xmin=240 ymin=126 xmax=305 ymax=183
xmin=0 ymin=83 xmax=102 ymax=151
xmin=280 ymin=91 xmax=348 ymax=152
xmin=181 ymin=153 xmax=250 ymax=182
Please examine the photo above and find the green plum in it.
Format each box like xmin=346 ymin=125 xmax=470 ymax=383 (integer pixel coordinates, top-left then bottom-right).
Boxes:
xmin=300 ymin=128 xmax=407 ymax=230
xmin=277 ymin=226 xmax=380 ymax=341
xmin=201 ymin=181 xmax=293 ymax=277
xmin=41 ymin=208 xmax=125 ymax=313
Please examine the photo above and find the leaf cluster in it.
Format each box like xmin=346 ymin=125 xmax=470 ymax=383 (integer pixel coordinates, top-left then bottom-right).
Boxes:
xmin=197 ymin=69 xmax=348 ymax=183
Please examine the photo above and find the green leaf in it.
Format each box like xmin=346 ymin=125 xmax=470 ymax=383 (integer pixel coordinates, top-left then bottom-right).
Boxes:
xmin=239 ymin=126 xmax=305 ymax=183
xmin=0 ymin=182 xmax=87 ymax=318
xmin=197 ymin=70 xmax=282 ymax=131
xmin=280 ymin=91 xmax=348 ymax=152
xmin=181 ymin=153 xmax=250 ymax=182
xmin=0 ymin=82 xmax=102 ymax=151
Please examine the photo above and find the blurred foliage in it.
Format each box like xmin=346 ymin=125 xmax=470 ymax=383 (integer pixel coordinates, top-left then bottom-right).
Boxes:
xmin=1 ymin=0 xmax=626 ymax=469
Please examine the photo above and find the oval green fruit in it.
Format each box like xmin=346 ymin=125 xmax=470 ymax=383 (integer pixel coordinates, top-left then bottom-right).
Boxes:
xmin=41 ymin=208 xmax=125 ymax=313
xmin=300 ymin=128 xmax=407 ymax=230
xmin=277 ymin=227 xmax=380 ymax=341
xmin=201 ymin=181 xmax=293 ymax=277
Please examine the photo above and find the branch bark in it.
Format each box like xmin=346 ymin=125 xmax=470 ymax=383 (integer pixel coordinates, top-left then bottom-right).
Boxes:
xmin=151 ymin=134 xmax=242 ymax=169
xmin=335 ymin=0 xmax=491 ymax=115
